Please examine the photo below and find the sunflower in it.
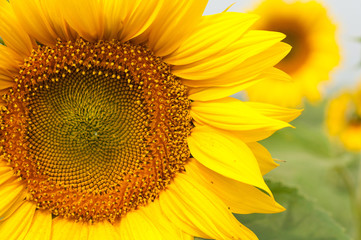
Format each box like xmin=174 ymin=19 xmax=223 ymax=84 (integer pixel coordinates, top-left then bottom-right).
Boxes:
xmin=326 ymin=88 xmax=361 ymax=151
xmin=0 ymin=0 xmax=301 ymax=239
xmin=245 ymin=0 xmax=340 ymax=107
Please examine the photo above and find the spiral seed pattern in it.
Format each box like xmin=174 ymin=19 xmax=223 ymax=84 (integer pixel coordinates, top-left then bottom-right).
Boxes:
xmin=0 ymin=39 xmax=192 ymax=222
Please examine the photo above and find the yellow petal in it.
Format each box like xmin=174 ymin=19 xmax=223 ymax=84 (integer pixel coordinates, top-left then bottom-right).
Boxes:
xmin=172 ymin=30 xmax=285 ymax=80
xmin=147 ymin=0 xmax=208 ymax=56
xmin=52 ymin=218 xmax=89 ymax=240
xmin=0 ymin=161 xmax=19 ymax=186
xmin=60 ymin=0 xmax=104 ymax=42
xmin=88 ymin=221 xmax=120 ymax=240
xmin=185 ymin=42 xmax=290 ymax=87
xmin=11 ymin=0 xmax=58 ymax=45
xmin=0 ymin=79 xmax=14 ymax=92
xmin=247 ymin=142 xmax=279 ymax=175
xmin=118 ymin=207 xmax=164 ymax=240
xmin=0 ymin=179 xmax=27 ymax=221
xmin=164 ymin=12 xmax=259 ymax=65
xmin=159 ymin=172 xmax=258 ymax=240
xmin=0 ymin=0 xmax=35 ymax=61
xmin=41 ymin=0 xmax=78 ymax=41
xmin=187 ymin=125 xmax=271 ymax=196
xmin=137 ymin=200 xmax=193 ymax=240
xmin=103 ymin=0 xmax=163 ymax=41
xmin=186 ymin=159 xmax=284 ymax=214
xmin=191 ymin=97 xmax=290 ymax=132
xmin=24 ymin=210 xmax=52 ymax=240
xmin=0 ymin=201 xmax=36 ymax=240
xmin=0 ymin=45 xmax=20 ymax=76
xmin=244 ymin=102 xmax=302 ymax=123
xmin=120 ymin=0 xmax=164 ymax=42
xmin=186 ymin=42 xmax=291 ymax=100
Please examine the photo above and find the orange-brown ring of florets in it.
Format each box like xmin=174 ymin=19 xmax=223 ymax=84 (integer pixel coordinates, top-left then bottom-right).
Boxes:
xmin=0 ymin=39 xmax=192 ymax=222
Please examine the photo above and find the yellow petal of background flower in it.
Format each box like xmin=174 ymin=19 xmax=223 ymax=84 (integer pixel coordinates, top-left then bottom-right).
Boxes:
xmin=0 ymin=0 xmax=35 ymax=61
xmin=164 ymin=12 xmax=259 ymax=65
xmin=52 ymin=217 xmax=89 ymax=240
xmin=159 ymin=172 xmax=258 ymax=240
xmin=186 ymin=159 xmax=284 ymax=214
xmin=188 ymin=125 xmax=271 ymax=196
xmin=24 ymin=210 xmax=52 ymax=240
xmin=147 ymin=0 xmax=208 ymax=56
xmin=11 ymin=0 xmax=59 ymax=45
xmin=0 ymin=201 xmax=36 ymax=240
xmin=172 ymin=30 xmax=285 ymax=80
xmin=60 ymin=0 xmax=104 ymax=42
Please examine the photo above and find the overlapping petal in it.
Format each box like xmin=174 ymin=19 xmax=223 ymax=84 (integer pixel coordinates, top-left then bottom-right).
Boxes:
xmin=0 ymin=161 xmax=27 ymax=221
xmin=60 ymin=0 xmax=105 ymax=42
xmin=172 ymin=30 xmax=285 ymax=81
xmin=247 ymin=142 xmax=279 ymax=175
xmin=0 ymin=0 xmax=35 ymax=61
xmin=52 ymin=218 xmax=89 ymax=240
xmin=88 ymin=221 xmax=120 ymax=240
xmin=103 ymin=0 xmax=164 ymax=42
xmin=191 ymin=97 xmax=290 ymax=134
xmin=159 ymin=172 xmax=257 ymax=240
xmin=188 ymin=125 xmax=272 ymax=196
xmin=0 ymin=201 xmax=36 ymax=240
xmin=11 ymin=0 xmax=59 ymax=45
xmin=187 ymin=42 xmax=291 ymax=101
xmin=164 ymin=12 xmax=259 ymax=65
xmin=146 ymin=0 xmax=208 ymax=56
xmin=186 ymin=159 xmax=284 ymax=214
xmin=117 ymin=202 xmax=190 ymax=240
xmin=24 ymin=210 xmax=52 ymax=240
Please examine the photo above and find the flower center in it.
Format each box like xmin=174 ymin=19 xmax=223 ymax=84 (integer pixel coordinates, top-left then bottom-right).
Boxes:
xmin=264 ymin=19 xmax=311 ymax=74
xmin=0 ymin=39 xmax=192 ymax=222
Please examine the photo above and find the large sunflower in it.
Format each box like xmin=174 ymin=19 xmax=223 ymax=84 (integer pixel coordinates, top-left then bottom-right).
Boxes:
xmin=245 ymin=0 xmax=340 ymax=107
xmin=326 ymin=88 xmax=361 ymax=151
xmin=0 ymin=0 xmax=301 ymax=239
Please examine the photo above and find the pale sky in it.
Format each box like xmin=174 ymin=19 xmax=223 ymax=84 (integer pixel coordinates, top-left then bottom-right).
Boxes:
xmin=204 ymin=0 xmax=361 ymax=94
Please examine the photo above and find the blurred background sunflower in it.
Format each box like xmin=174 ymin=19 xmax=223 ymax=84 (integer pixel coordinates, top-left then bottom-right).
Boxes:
xmin=245 ymin=0 xmax=340 ymax=107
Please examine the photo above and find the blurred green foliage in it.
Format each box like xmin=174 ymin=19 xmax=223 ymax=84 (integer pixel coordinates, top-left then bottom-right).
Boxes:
xmin=237 ymin=181 xmax=351 ymax=240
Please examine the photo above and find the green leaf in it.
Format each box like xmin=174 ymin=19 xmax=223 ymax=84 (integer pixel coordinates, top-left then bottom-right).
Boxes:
xmin=0 ymin=37 xmax=4 ymax=45
xmin=236 ymin=181 xmax=352 ymax=240
xmin=261 ymin=101 xmax=356 ymax=234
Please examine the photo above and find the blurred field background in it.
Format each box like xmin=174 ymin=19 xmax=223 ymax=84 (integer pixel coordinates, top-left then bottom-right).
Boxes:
xmin=201 ymin=1 xmax=361 ymax=239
